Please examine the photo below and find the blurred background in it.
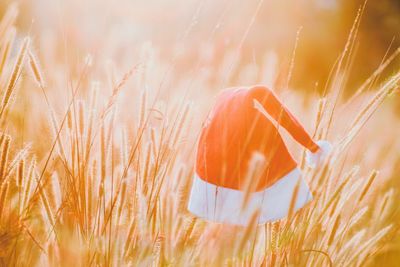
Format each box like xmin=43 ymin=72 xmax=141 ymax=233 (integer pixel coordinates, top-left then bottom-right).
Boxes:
xmin=0 ymin=0 xmax=398 ymax=147
xmin=0 ymin=1 xmax=399 ymax=265
xmin=0 ymin=0 xmax=398 ymax=97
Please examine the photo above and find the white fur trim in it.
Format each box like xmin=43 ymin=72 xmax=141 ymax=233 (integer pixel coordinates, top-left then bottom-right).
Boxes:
xmin=187 ymin=168 xmax=313 ymax=226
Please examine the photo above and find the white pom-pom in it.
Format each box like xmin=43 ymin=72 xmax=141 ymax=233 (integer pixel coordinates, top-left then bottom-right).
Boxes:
xmin=306 ymin=140 xmax=333 ymax=168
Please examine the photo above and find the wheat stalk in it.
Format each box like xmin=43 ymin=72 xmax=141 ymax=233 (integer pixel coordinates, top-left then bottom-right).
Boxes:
xmin=0 ymin=37 xmax=30 ymax=120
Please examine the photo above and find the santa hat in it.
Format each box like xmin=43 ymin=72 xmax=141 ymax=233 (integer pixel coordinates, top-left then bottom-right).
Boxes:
xmin=187 ymin=85 xmax=332 ymax=226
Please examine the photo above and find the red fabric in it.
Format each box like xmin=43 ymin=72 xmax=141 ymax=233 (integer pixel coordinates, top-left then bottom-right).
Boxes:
xmin=195 ymin=85 xmax=320 ymax=192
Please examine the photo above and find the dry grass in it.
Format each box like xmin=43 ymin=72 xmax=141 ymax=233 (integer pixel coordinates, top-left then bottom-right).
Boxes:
xmin=0 ymin=3 xmax=399 ymax=267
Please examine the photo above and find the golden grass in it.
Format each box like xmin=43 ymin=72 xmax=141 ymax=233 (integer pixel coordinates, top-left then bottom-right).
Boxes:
xmin=0 ymin=3 xmax=399 ymax=267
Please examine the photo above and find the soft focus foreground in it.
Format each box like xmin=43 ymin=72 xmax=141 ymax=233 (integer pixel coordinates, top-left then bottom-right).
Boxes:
xmin=0 ymin=1 xmax=399 ymax=266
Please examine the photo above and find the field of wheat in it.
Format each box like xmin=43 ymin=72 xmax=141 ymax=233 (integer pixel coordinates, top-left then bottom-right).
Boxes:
xmin=0 ymin=1 xmax=399 ymax=266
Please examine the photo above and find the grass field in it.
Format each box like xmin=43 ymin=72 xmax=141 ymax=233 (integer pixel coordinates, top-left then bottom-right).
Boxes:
xmin=0 ymin=2 xmax=399 ymax=266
